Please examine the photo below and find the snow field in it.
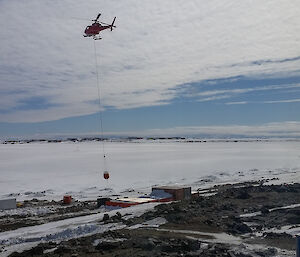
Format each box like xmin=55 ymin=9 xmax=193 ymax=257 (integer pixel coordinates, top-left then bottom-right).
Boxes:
xmin=0 ymin=141 xmax=299 ymax=201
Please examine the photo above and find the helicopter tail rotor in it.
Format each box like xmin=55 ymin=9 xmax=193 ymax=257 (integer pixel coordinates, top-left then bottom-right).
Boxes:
xmin=111 ymin=17 xmax=116 ymax=31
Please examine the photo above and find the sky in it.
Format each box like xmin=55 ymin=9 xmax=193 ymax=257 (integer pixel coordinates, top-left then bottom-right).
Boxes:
xmin=0 ymin=0 xmax=300 ymax=138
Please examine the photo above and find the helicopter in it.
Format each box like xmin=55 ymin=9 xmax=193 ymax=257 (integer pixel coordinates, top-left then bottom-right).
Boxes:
xmin=83 ymin=13 xmax=116 ymax=40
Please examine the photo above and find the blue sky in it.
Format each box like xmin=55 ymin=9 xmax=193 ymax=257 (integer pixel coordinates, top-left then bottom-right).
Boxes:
xmin=1 ymin=0 xmax=300 ymax=138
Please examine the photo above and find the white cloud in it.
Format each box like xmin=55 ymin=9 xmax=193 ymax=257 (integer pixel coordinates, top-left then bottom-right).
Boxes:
xmin=137 ymin=121 xmax=300 ymax=138
xmin=192 ymin=84 xmax=300 ymax=101
xmin=197 ymin=95 xmax=232 ymax=102
xmin=24 ymin=121 xmax=300 ymax=138
xmin=225 ymin=101 xmax=248 ymax=105
xmin=264 ymin=99 xmax=300 ymax=104
xmin=197 ymin=84 xmax=300 ymax=97
xmin=225 ymin=97 xmax=300 ymax=105
xmin=0 ymin=0 xmax=300 ymax=122
xmin=191 ymin=83 xmax=300 ymax=102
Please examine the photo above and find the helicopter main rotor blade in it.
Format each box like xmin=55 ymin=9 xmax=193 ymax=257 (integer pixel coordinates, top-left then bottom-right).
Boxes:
xmin=94 ymin=13 xmax=101 ymax=22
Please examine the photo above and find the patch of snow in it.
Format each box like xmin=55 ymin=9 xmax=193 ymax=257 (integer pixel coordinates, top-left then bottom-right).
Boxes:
xmin=43 ymin=247 xmax=57 ymax=254
xmin=263 ymin=224 xmax=300 ymax=236
xmin=270 ymin=203 xmax=300 ymax=212
xmin=186 ymin=234 xmax=294 ymax=257
xmin=128 ymin=217 xmax=167 ymax=229
xmin=240 ymin=211 xmax=262 ymax=218
xmin=157 ymin=228 xmax=242 ymax=245
xmin=92 ymin=237 xmax=126 ymax=247
xmin=240 ymin=203 xmax=300 ymax=218
xmin=0 ymin=206 xmax=55 ymax=217
xmin=0 ymin=202 xmax=160 ymax=255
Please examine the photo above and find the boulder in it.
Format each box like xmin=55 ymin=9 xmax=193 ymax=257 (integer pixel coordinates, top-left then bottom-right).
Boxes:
xmin=102 ymin=213 xmax=110 ymax=222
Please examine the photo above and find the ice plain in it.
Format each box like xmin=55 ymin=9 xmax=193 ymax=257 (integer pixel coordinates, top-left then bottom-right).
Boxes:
xmin=0 ymin=140 xmax=299 ymax=201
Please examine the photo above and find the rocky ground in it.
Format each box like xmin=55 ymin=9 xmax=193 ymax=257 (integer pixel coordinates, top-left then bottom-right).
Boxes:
xmin=2 ymin=182 xmax=300 ymax=257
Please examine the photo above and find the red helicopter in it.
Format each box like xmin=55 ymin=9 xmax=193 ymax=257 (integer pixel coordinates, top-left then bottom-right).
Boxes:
xmin=83 ymin=13 xmax=116 ymax=40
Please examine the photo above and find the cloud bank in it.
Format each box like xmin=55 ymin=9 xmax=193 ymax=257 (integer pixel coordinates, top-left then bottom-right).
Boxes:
xmin=117 ymin=121 xmax=300 ymax=138
xmin=0 ymin=0 xmax=300 ymax=122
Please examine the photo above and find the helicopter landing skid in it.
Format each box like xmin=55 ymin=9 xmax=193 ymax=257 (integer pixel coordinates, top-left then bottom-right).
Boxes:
xmin=93 ymin=36 xmax=102 ymax=40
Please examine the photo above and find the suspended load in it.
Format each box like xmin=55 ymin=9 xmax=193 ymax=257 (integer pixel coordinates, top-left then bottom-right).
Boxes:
xmin=103 ymin=171 xmax=110 ymax=180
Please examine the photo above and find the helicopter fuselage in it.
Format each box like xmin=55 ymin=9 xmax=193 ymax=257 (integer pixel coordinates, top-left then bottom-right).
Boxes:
xmin=84 ymin=23 xmax=111 ymax=37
